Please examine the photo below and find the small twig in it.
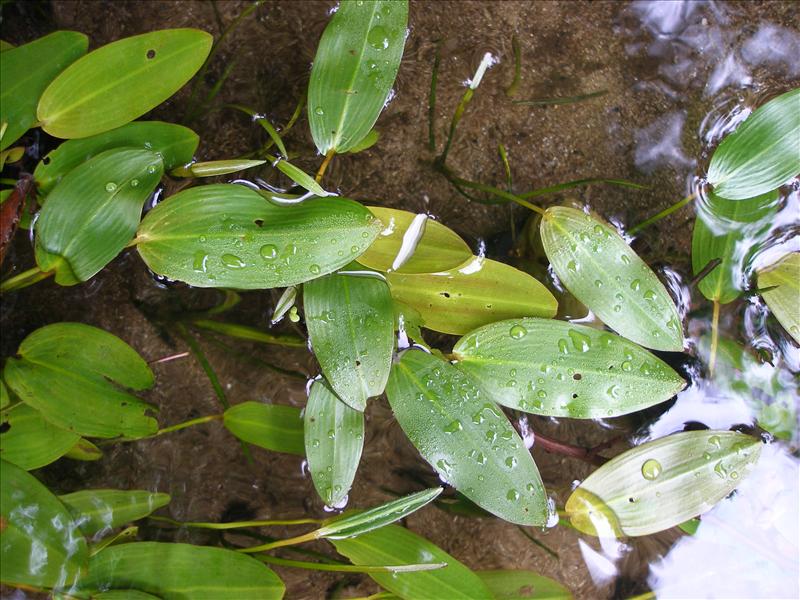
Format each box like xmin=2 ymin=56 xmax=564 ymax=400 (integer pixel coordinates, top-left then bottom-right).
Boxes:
xmin=690 ymin=258 xmax=722 ymax=289
xmin=315 ymin=149 xmax=335 ymax=183
xmin=148 ymin=351 xmax=190 ymax=365
xmin=504 ymin=35 xmax=521 ymax=97
xmin=628 ymin=192 xmax=697 ymax=236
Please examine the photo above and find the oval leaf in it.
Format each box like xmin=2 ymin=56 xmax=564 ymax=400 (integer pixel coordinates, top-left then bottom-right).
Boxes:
xmin=707 ymin=88 xmax=800 ymax=200
xmin=386 ymin=258 xmax=557 ymax=335
xmin=332 ymin=524 xmax=493 ymax=600
xmin=136 ymin=184 xmax=381 ymax=289
xmin=565 ymin=430 xmax=761 ymax=537
xmin=305 ymin=272 xmax=394 ymax=411
xmin=64 ymin=437 xmax=104 ymax=462
xmin=357 ymin=206 xmax=472 ymax=274
xmin=34 ymin=121 xmax=198 ymax=195
xmin=308 ymin=0 xmax=408 ymax=154
xmin=35 ymin=147 xmax=164 ymax=284
xmin=223 ymin=401 xmax=304 ymax=456
xmin=0 ymin=403 xmax=79 ymax=470
xmin=304 ymin=379 xmax=365 ymax=507
xmin=758 ymin=252 xmax=800 ymax=344
xmin=540 ymin=206 xmax=684 ymax=351
xmin=172 ymin=159 xmax=266 ymax=178
xmin=94 ymin=592 xmax=161 ymax=600
xmin=0 ymin=459 xmax=88 ymax=589
xmin=273 ymin=158 xmax=331 ymax=196
xmin=59 ymin=489 xmax=171 ymax=536
xmin=75 ymin=542 xmax=284 ymax=600
xmin=453 ymin=318 xmax=685 ymax=419
xmin=387 ymin=349 xmax=548 ymax=526
xmin=477 ymin=570 xmax=572 ymax=600
xmin=0 ymin=31 xmax=88 ymax=150
xmin=38 ymin=29 xmax=212 ymax=138
xmin=2 ymin=322 xmax=157 ymax=439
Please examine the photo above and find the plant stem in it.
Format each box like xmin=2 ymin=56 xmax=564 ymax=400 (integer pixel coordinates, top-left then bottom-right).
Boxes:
xmin=531 ymin=429 xmax=614 ymax=466
xmin=709 ymin=299 xmax=720 ymax=376
xmin=175 ymin=323 xmax=231 ymax=410
xmin=436 ymin=87 xmax=474 ymax=167
xmin=254 ymin=555 xmax=446 ymax=574
xmin=628 ymin=191 xmax=697 ymax=236
xmin=516 ymin=525 xmax=559 ymax=559
xmin=197 ymin=332 xmax=307 ymax=380
xmin=518 ymin=177 xmax=647 ymax=200
xmin=428 ymin=41 xmax=442 ymax=151
xmin=191 ymin=318 xmax=305 ymax=348
xmin=315 ymin=149 xmax=336 ymax=183
xmin=0 ymin=266 xmax=53 ymax=294
xmin=238 ymin=530 xmax=318 ymax=553
xmin=149 ymin=515 xmax=320 ymax=530
xmin=440 ymin=167 xmax=545 ymax=215
xmin=155 ymin=414 xmax=223 ymax=436
xmin=505 ymin=34 xmax=521 ymax=97
xmin=625 ymin=592 xmax=656 ymax=600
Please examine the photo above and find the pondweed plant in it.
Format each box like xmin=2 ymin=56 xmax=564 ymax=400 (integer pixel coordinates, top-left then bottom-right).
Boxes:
xmin=1 ymin=0 xmax=798 ymax=598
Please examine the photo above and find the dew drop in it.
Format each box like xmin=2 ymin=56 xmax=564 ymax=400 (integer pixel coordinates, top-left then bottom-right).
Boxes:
xmin=192 ymin=251 xmax=209 ymax=273
xmin=315 ymin=107 xmax=324 ymax=115
xmin=506 ymin=489 xmax=520 ymax=501
xmin=309 ymin=264 xmax=321 ymax=275
xmin=105 ymin=182 xmax=117 ymax=192
xmin=505 ymin=456 xmax=517 ymax=469
xmin=260 ymin=244 xmax=278 ymax=260
xmin=643 ymin=290 xmax=657 ymax=301
xmin=557 ymin=339 xmax=569 ymax=354
xmin=367 ymin=24 xmax=390 ymax=50
xmin=630 ymin=279 xmax=641 ymax=291
xmin=567 ymin=260 xmax=579 ymax=273
xmin=221 ymin=254 xmax=246 ymax=269
xmin=443 ymin=420 xmax=462 ymax=434
xmin=509 ymin=324 xmax=527 ymax=339
xmin=594 ymin=279 xmax=603 ymax=288
xmin=641 ymin=458 xmax=662 ymax=480
xmin=130 ymin=179 xmax=139 ymax=187
xmin=621 ymin=361 xmax=632 ymax=371
xmin=620 ymin=254 xmax=631 ymax=264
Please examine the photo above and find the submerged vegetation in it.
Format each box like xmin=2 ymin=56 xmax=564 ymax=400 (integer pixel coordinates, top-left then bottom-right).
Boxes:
xmin=1 ymin=1 xmax=798 ymax=598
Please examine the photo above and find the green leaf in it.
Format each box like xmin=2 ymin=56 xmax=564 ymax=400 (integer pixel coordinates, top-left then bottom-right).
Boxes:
xmin=308 ymin=0 xmax=408 ymax=154
xmin=35 ymin=147 xmax=164 ymax=284
xmin=305 ymin=272 xmax=394 ymax=411
xmin=540 ymin=206 xmax=684 ymax=351
xmin=94 ymin=591 xmax=161 ymax=600
xmin=707 ymin=88 xmax=800 ymax=200
xmin=357 ymin=206 xmax=472 ymax=274
xmin=758 ymin=252 xmax=800 ymax=344
xmin=0 ymin=403 xmax=80 ymax=470
xmin=0 ymin=40 xmax=14 ymax=52
xmin=0 ymin=31 xmax=88 ymax=150
xmin=3 ymin=322 xmax=157 ymax=439
xmin=0 ymin=379 xmax=8 ymax=408
xmin=223 ymin=401 xmax=304 ymax=456
xmin=34 ymin=121 xmax=198 ymax=195
xmin=453 ymin=317 xmax=685 ymax=419
xmin=75 ymin=542 xmax=285 ymax=599
xmin=63 ymin=437 xmax=104 ymax=461
xmin=59 ymin=489 xmax=171 ymax=536
xmin=347 ymin=128 xmax=379 ymax=153
xmin=273 ymin=158 xmax=332 ymax=196
xmin=565 ymin=430 xmax=761 ymax=537
xmin=0 ymin=459 xmax=88 ymax=589
xmin=476 ymin=570 xmax=572 ymax=600
xmin=332 ymin=524 xmax=493 ymax=600
xmin=691 ymin=190 xmax=779 ymax=304
xmin=304 ymin=379 xmax=365 ymax=507
xmin=136 ymin=184 xmax=381 ymax=289
xmin=386 ymin=258 xmax=557 ymax=335
xmin=387 ymin=349 xmax=548 ymax=525
xmin=37 ymin=29 xmax=212 ymax=139
xmin=171 ymin=159 xmax=265 ymax=178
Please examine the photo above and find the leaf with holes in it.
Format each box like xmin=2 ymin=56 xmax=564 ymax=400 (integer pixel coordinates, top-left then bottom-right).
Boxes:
xmin=540 ymin=206 xmax=684 ymax=351
xmin=59 ymin=489 xmax=171 ymax=536
xmin=758 ymin=252 xmax=800 ymax=344
xmin=224 ymin=401 xmax=304 ymax=456
xmin=308 ymin=0 xmax=408 ymax=154
xmin=453 ymin=318 xmax=685 ymax=419
xmin=0 ymin=403 xmax=80 ymax=470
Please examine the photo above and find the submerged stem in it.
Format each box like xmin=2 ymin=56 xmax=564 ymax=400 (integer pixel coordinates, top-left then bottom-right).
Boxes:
xmin=0 ymin=267 xmax=53 ymax=294
xmin=709 ymin=299 xmax=720 ymax=376
xmin=315 ymin=149 xmax=336 ymax=183
xmin=254 ymin=555 xmax=446 ymax=574
xmin=628 ymin=192 xmax=697 ymax=236
xmin=428 ymin=41 xmax=442 ymax=151
xmin=238 ymin=530 xmax=318 ymax=553
xmin=150 ymin=515 xmax=320 ymax=530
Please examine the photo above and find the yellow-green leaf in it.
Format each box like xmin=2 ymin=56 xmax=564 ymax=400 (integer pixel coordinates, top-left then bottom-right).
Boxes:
xmin=59 ymin=489 xmax=171 ymax=536
xmin=0 ymin=403 xmax=79 ymax=470
xmin=477 ymin=570 xmax=572 ymax=600
xmin=758 ymin=252 xmax=800 ymax=344
xmin=223 ymin=401 xmax=304 ymax=456
xmin=171 ymin=159 xmax=265 ymax=178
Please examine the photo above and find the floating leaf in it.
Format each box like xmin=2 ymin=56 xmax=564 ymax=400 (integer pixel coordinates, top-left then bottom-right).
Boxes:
xmin=35 ymin=147 xmax=164 ymax=284
xmin=308 ymin=0 xmax=408 ymax=154
xmin=38 ymin=29 xmax=212 ymax=139
xmin=332 ymin=524 xmax=493 ymax=600
xmin=348 ymin=128 xmax=380 ymax=153
xmin=0 ymin=403 xmax=79 ymax=470
xmin=273 ymin=158 xmax=332 ymax=196
xmin=386 ymin=258 xmax=557 ymax=335
xmin=357 ymin=206 xmax=472 ymax=273
xmin=387 ymin=349 xmax=548 ymax=525
xmin=0 ymin=31 xmax=88 ymax=150
xmin=0 ymin=459 xmax=88 ymax=589
xmin=136 ymin=184 xmax=381 ymax=289
xmin=75 ymin=542 xmax=284 ymax=599
xmin=692 ymin=190 xmax=779 ymax=304
xmin=540 ymin=206 xmax=684 ymax=351
xmin=304 ymin=379 xmax=365 ymax=507
xmin=59 ymin=489 xmax=171 ymax=536
xmin=476 ymin=570 xmax=572 ymax=600
xmin=565 ymin=430 xmax=761 ymax=536
xmin=3 ymin=323 xmax=157 ymax=439
xmin=707 ymin=88 xmax=800 ymax=200
xmin=453 ymin=318 xmax=685 ymax=419
xmin=223 ymin=401 xmax=304 ymax=456
xmin=171 ymin=159 xmax=265 ymax=178
xmin=63 ymin=437 xmax=104 ymax=462
xmin=305 ymin=272 xmax=394 ymax=411
xmin=758 ymin=252 xmax=800 ymax=344
xmin=35 ymin=121 xmax=198 ymax=195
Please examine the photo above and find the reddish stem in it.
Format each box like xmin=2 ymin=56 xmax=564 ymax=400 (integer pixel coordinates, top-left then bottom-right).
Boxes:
xmin=531 ymin=429 xmax=618 ymax=466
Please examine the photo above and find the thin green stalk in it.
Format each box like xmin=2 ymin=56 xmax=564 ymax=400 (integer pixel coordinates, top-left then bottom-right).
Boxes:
xmin=513 ymin=89 xmax=607 ymax=106
xmin=518 ymin=177 xmax=647 ymax=200
xmin=505 ymin=34 xmax=521 ymax=97
xmin=238 ymin=529 xmax=319 ymax=553
xmin=428 ymin=41 xmax=442 ymax=151
xmin=228 ymin=104 xmax=288 ymax=158
xmin=315 ymin=149 xmax=336 ymax=183
xmin=0 ymin=266 xmax=53 ymax=294
xmin=225 ymin=529 xmax=346 ymax=564
xmin=197 ymin=332 xmax=307 ymax=380
xmin=709 ymin=299 xmax=720 ymax=376
xmin=175 ymin=323 xmax=230 ymax=410
xmin=441 ymin=167 xmax=545 ymax=215
xmin=498 ymin=143 xmax=512 ymax=190
xmin=628 ymin=192 xmax=697 ymax=236
xmin=150 ymin=515 xmax=320 ymax=530
xmin=155 ymin=414 xmax=223 ymax=436
xmin=625 ymin=592 xmax=656 ymax=600
xmin=191 ymin=319 xmax=305 ymax=348
xmin=436 ymin=86 xmax=474 ymax=167
xmin=193 ymin=59 xmax=238 ymax=120
xmin=254 ymin=555 xmax=446 ymax=574
xmin=516 ymin=525 xmax=559 ymax=559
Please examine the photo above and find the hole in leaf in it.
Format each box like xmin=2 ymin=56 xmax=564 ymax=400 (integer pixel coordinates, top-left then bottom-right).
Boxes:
xmin=0 ymin=422 xmax=10 ymax=434
xmin=440 ymin=292 xmax=451 ymax=298
xmin=355 ymin=360 xmax=361 ymax=367
xmin=146 ymin=49 xmax=156 ymax=59
xmin=42 ymin=156 xmax=51 ymax=165
xmin=254 ymin=219 xmax=264 ymax=227
xmin=573 ymin=373 xmax=582 ymax=380
xmin=572 ymin=393 xmax=578 ymax=399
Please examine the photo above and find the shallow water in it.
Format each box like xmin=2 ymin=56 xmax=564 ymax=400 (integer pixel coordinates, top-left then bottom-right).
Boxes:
xmin=1 ymin=1 xmax=799 ymax=599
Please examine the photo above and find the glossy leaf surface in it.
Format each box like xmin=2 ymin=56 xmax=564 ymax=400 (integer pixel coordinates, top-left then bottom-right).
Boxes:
xmin=357 ymin=206 xmax=472 ymax=273
xmin=758 ymin=252 xmax=800 ymax=344
xmin=223 ymin=401 xmax=304 ymax=456
xmin=0 ymin=403 xmax=79 ymax=470
xmin=308 ymin=0 xmax=408 ymax=154
xmin=64 ymin=437 xmax=104 ymax=462
xmin=386 ymin=258 xmax=557 ymax=335
xmin=477 ymin=570 xmax=571 ymax=600
xmin=387 ymin=349 xmax=548 ymax=525
xmin=3 ymin=323 xmax=157 ymax=439
xmin=0 ymin=31 xmax=87 ymax=150
xmin=0 ymin=459 xmax=88 ymax=589
xmin=38 ymin=29 xmax=212 ymax=138
xmin=453 ymin=318 xmax=685 ymax=418
xmin=0 ymin=379 xmax=8 ymax=408
xmin=35 ymin=148 xmax=164 ymax=284
xmin=305 ymin=272 xmax=394 ymax=411
xmin=273 ymin=159 xmax=331 ymax=196
xmin=304 ymin=379 xmax=364 ymax=507
xmin=172 ymin=159 xmax=265 ymax=178
xmin=35 ymin=121 xmax=198 ymax=195
xmin=136 ymin=184 xmax=381 ymax=289
xmin=707 ymin=88 xmax=800 ymax=200
xmin=347 ymin=128 xmax=379 ymax=153
xmin=332 ymin=524 xmax=493 ymax=600
xmin=540 ymin=206 xmax=684 ymax=351
xmin=93 ymin=592 xmax=160 ymax=600
xmin=75 ymin=542 xmax=285 ymax=599
xmin=565 ymin=430 xmax=761 ymax=537
xmin=59 ymin=489 xmax=171 ymax=535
